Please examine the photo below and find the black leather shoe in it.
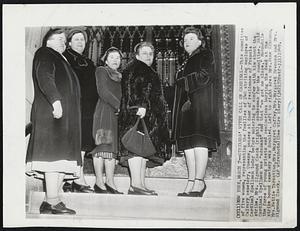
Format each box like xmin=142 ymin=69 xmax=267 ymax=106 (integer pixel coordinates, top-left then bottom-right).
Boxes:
xmin=39 ymin=201 xmax=76 ymax=215
xmin=39 ymin=201 xmax=53 ymax=214
xmin=62 ymin=182 xmax=73 ymax=192
xmin=94 ymin=184 xmax=108 ymax=194
xmin=177 ymin=192 xmax=190 ymax=197
xmin=105 ymin=183 xmax=123 ymax=194
xmin=188 ymin=178 xmax=207 ymax=197
xmin=128 ymin=186 xmax=157 ymax=196
xmin=145 ymin=188 xmax=158 ymax=195
xmin=177 ymin=179 xmax=195 ymax=197
xmin=51 ymin=202 xmax=76 ymax=215
xmin=72 ymin=182 xmax=94 ymax=193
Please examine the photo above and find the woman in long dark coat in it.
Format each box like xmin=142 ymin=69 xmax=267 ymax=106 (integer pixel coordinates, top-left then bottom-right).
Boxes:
xmin=62 ymin=28 xmax=98 ymax=193
xmin=89 ymin=47 xmax=123 ymax=194
xmin=171 ymin=27 xmax=220 ymax=197
xmin=119 ymin=42 xmax=171 ymax=195
xmin=26 ymin=28 xmax=81 ymax=214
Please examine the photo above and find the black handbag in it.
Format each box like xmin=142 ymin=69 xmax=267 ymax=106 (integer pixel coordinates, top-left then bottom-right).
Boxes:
xmin=121 ymin=117 xmax=156 ymax=157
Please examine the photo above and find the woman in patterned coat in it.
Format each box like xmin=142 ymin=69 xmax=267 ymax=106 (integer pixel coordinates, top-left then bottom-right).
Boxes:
xmin=89 ymin=47 xmax=123 ymax=194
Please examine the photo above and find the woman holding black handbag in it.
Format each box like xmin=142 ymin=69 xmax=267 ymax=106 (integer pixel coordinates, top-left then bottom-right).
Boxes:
xmin=119 ymin=42 xmax=171 ymax=195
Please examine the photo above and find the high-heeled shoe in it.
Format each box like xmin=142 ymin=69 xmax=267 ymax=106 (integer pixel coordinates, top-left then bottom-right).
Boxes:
xmin=105 ymin=183 xmax=123 ymax=194
xmin=128 ymin=185 xmax=157 ymax=196
xmin=72 ymin=182 xmax=94 ymax=193
xmin=188 ymin=178 xmax=207 ymax=197
xmin=177 ymin=192 xmax=190 ymax=197
xmin=94 ymin=184 xmax=108 ymax=194
xmin=144 ymin=188 xmax=158 ymax=195
xmin=177 ymin=179 xmax=194 ymax=197
xmin=62 ymin=182 xmax=73 ymax=192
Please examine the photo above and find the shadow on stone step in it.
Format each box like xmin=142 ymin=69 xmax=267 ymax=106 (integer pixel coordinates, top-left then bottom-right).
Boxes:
xmin=84 ymin=155 xmax=231 ymax=179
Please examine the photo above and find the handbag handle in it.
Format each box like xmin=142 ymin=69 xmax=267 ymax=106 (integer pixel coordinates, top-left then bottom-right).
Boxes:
xmin=140 ymin=117 xmax=151 ymax=137
xmin=133 ymin=117 xmax=151 ymax=137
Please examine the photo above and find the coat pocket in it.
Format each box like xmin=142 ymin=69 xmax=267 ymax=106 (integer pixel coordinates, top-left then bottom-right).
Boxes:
xmin=95 ymin=129 xmax=113 ymax=145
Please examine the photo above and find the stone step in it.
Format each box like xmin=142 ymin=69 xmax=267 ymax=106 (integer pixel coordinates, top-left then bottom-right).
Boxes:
xmin=27 ymin=191 xmax=231 ymax=221
xmin=26 ymin=176 xmax=231 ymax=198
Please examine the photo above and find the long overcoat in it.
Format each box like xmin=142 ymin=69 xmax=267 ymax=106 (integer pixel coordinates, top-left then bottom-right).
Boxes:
xmin=90 ymin=66 xmax=122 ymax=155
xmin=26 ymin=47 xmax=82 ymax=165
xmin=171 ymin=47 xmax=220 ymax=152
xmin=63 ymin=48 xmax=98 ymax=152
xmin=119 ymin=59 xmax=171 ymax=168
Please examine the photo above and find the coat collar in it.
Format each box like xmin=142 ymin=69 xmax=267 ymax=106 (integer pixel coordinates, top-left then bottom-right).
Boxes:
xmin=128 ymin=58 xmax=156 ymax=74
xmin=42 ymin=46 xmax=62 ymax=56
xmin=103 ymin=66 xmax=122 ymax=82
xmin=42 ymin=47 xmax=68 ymax=63
xmin=64 ymin=47 xmax=89 ymax=67
xmin=177 ymin=46 xmax=204 ymax=74
xmin=187 ymin=45 xmax=202 ymax=59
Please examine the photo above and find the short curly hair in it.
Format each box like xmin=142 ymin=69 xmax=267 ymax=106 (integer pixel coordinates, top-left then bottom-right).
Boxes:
xmin=182 ymin=27 xmax=203 ymax=40
xmin=101 ymin=47 xmax=123 ymax=63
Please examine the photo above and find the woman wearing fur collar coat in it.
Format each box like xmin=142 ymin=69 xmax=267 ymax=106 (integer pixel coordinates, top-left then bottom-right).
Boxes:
xmin=119 ymin=42 xmax=171 ymax=195
xmin=172 ymin=27 xmax=220 ymax=197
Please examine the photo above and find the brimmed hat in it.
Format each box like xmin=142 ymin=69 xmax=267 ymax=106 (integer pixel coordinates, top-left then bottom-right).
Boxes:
xmin=101 ymin=47 xmax=123 ymax=63
xmin=182 ymin=27 xmax=203 ymax=40
xmin=67 ymin=27 xmax=88 ymax=43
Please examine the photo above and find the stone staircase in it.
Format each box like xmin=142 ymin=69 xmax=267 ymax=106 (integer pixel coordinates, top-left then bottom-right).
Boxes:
xmin=26 ymin=176 xmax=232 ymax=221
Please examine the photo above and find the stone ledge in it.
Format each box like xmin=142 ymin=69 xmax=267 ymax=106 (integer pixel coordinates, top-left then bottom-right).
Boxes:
xmin=26 ymin=175 xmax=232 ymax=199
xmin=27 ymin=191 xmax=231 ymax=221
